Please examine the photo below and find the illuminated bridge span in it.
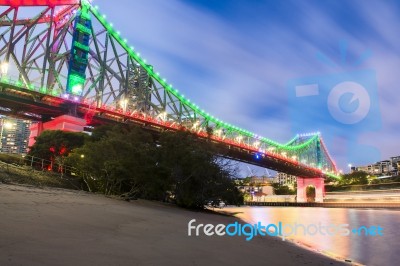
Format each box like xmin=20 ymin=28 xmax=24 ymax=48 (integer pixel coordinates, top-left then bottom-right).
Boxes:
xmin=0 ymin=0 xmax=337 ymax=202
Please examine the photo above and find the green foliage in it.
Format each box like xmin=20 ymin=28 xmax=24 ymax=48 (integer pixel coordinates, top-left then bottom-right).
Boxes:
xmin=29 ymin=130 xmax=87 ymax=161
xmin=339 ymin=171 xmax=369 ymax=185
xmin=89 ymin=124 xmax=115 ymax=142
xmin=324 ymin=175 xmax=338 ymax=184
xmin=242 ymin=176 xmax=252 ymax=185
xmin=0 ymin=162 xmax=82 ymax=189
xmin=158 ymin=131 xmax=242 ymax=208
xmin=66 ymin=125 xmax=242 ymax=209
xmin=272 ymin=183 xmax=296 ymax=195
xmin=306 ymin=186 xmax=316 ymax=202
xmin=0 ymin=153 xmax=24 ymax=165
xmin=67 ymin=125 xmax=157 ymax=196
xmin=325 ymin=171 xmax=379 ymax=192
xmin=27 ymin=125 xmax=243 ymax=209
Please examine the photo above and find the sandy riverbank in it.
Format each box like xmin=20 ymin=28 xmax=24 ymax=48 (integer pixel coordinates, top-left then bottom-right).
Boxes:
xmin=0 ymin=184 xmax=348 ymax=266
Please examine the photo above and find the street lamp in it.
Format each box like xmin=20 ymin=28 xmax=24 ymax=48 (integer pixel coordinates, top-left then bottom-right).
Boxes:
xmin=120 ymin=98 xmax=128 ymax=112
xmin=158 ymin=111 xmax=167 ymax=121
xmin=1 ymin=61 xmax=8 ymax=75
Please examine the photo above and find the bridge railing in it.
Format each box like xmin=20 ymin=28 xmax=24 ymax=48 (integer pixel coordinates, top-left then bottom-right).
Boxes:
xmin=0 ymin=153 xmax=79 ymax=176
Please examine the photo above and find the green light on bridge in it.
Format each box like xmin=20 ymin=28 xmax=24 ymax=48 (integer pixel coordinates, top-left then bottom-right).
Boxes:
xmin=68 ymin=74 xmax=85 ymax=95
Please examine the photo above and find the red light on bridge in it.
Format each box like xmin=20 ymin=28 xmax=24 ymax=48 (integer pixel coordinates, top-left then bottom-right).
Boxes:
xmin=0 ymin=0 xmax=79 ymax=7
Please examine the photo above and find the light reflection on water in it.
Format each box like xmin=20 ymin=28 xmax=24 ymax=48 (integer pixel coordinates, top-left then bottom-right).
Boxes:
xmin=224 ymin=207 xmax=400 ymax=266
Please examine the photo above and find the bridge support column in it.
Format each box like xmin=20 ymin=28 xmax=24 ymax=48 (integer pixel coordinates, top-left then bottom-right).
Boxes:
xmin=296 ymin=176 xmax=325 ymax=203
xmin=28 ymin=115 xmax=87 ymax=148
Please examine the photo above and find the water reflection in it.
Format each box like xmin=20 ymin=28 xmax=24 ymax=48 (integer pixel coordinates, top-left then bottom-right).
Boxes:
xmin=224 ymin=207 xmax=400 ymax=265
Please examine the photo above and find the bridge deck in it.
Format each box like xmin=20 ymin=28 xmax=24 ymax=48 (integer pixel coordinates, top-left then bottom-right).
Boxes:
xmin=1 ymin=81 xmax=324 ymax=178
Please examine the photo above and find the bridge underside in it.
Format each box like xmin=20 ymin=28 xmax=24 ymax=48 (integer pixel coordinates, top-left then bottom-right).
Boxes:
xmin=2 ymin=82 xmax=326 ymax=179
xmin=0 ymin=83 xmax=324 ymax=178
xmin=221 ymin=148 xmax=323 ymax=177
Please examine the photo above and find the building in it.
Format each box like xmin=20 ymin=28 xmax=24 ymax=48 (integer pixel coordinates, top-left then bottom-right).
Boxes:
xmin=352 ymin=157 xmax=400 ymax=176
xmin=390 ymin=156 xmax=400 ymax=176
xmin=397 ymin=162 xmax=400 ymax=176
xmin=235 ymin=176 xmax=274 ymax=202
xmin=374 ymin=160 xmax=391 ymax=175
xmin=274 ymin=172 xmax=297 ymax=188
xmin=0 ymin=116 xmax=31 ymax=154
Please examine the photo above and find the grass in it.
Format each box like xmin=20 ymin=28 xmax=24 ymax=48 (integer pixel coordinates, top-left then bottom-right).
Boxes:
xmin=0 ymin=154 xmax=83 ymax=190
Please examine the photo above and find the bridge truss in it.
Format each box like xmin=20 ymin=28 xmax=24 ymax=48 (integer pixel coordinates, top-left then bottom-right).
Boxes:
xmin=0 ymin=0 xmax=338 ymax=178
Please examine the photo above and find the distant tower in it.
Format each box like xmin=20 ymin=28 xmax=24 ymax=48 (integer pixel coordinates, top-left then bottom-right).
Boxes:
xmin=0 ymin=117 xmax=31 ymax=154
xmin=126 ymin=64 xmax=152 ymax=112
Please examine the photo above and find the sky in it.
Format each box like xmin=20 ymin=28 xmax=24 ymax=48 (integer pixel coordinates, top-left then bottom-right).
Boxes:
xmin=91 ymin=0 xmax=400 ymax=175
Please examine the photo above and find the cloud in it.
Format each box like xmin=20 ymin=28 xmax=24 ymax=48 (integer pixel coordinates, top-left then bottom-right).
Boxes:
xmin=95 ymin=0 xmax=399 ymax=171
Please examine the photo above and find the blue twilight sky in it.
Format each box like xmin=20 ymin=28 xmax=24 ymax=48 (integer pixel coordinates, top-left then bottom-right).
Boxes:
xmin=92 ymin=0 xmax=399 ymax=174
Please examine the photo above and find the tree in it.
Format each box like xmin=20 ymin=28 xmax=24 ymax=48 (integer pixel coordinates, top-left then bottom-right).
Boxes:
xmin=272 ymin=183 xmax=296 ymax=195
xmin=306 ymin=186 xmax=316 ymax=202
xmin=29 ymin=130 xmax=87 ymax=172
xmin=157 ymin=131 xmax=242 ymax=208
xmin=68 ymin=125 xmax=158 ymax=196
xmin=339 ymin=171 xmax=369 ymax=185
xmin=66 ymin=125 xmax=243 ymax=209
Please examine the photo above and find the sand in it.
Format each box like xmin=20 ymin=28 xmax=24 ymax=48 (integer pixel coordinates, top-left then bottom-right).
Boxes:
xmin=0 ymin=184 xmax=348 ymax=266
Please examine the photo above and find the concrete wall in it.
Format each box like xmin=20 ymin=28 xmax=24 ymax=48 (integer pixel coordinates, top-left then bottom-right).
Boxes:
xmin=296 ymin=177 xmax=325 ymax=203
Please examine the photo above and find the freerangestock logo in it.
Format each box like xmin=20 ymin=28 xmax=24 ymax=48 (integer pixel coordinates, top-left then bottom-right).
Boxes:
xmin=188 ymin=219 xmax=383 ymax=241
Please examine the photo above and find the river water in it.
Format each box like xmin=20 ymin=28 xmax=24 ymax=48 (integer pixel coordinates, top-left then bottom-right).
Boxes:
xmin=223 ymin=206 xmax=400 ymax=265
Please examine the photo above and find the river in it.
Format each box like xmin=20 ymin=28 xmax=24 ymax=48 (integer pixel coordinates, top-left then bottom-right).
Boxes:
xmin=222 ymin=206 xmax=400 ymax=265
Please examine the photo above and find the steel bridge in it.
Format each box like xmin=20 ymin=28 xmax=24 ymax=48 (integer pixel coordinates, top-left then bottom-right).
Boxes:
xmin=0 ymin=0 xmax=338 ymax=201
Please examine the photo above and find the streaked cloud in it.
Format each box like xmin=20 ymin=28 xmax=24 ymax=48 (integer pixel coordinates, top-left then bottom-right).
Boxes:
xmin=96 ymin=0 xmax=399 ymax=173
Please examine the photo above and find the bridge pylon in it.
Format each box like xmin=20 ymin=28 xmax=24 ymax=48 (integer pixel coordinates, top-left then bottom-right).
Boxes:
xmin=296 ymin=176 xmax=325 ymax=203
